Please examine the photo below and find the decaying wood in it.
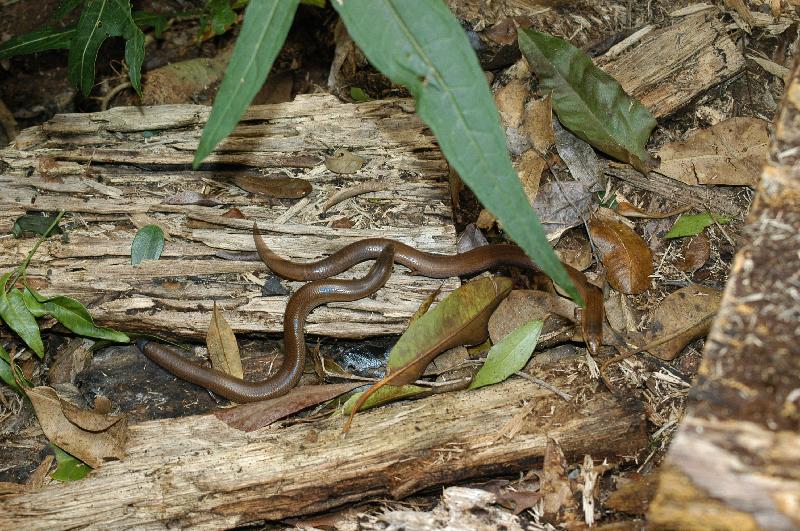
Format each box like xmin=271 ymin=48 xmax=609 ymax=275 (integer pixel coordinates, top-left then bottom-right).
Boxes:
xmin=0 ymin=95 xmax=459 ymax=339
xmin=604 ymin=165 xmax=747 ymax=218
xmin=648 ymin=47 xmax=800 ymax=530
xmin=0 ymin=364 xmax=648 ymax=529
xmin=599 ymin=11 xmax=745 ymax=118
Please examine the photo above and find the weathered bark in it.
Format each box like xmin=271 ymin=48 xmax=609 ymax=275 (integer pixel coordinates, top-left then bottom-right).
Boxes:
xmin=0 ymin=95 xmax=459 ymax=339
xmin=648 ymin=45 xmax=800 ymax=530
xmin=0 ymin=366 xmax=647 ymax=529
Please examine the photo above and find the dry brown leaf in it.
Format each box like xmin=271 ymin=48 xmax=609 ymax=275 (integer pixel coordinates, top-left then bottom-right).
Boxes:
xmin=215 ymin=383 xmax=361 ymax=432
xmin=516 ymin=150 xmax=545 ymax=205
xmin=476 ymin=208 xmax=497 ymax=230
xmin=495 ymin=80 xmax=528 ymax=128
xmin=325 ymin=148 xmax=366 ymax=174
xmin=541 ymin=437 xmax=577 ymax=520
xmin=644 ymin=284 xmax=722 ymax=360
xmin=26 ymin=386 xmax=127 ymax=468
xmin=656 ymin=117 xmax=768 ymax=188
xmin=488 ymin=290 xmax=576 ymax=346
xmin=554 ymin=231 xmax=593 ymax=271
xmin=588 ymin=210 xmax=654 ymax=294
xmin=605 ymin=472 xmax=659 ymax=516
xmin=673 ymin=233 xmax=711 ymax=272
xmin=207 ymin=302 xmax=243 ymax=379
xmin=523 ymin=96 xmax=556 ymax=153
xmin=233 ymin=174 xmax=312 ymax=199
xmin=615 ymin=201 xmax=691 ymax=219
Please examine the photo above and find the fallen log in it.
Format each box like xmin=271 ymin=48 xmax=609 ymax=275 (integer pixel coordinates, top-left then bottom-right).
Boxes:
xmin=0 ymin=362 xmax=647 ymax=529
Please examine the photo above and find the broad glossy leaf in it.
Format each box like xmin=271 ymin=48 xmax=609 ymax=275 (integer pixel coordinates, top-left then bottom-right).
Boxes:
xmin=468 ymin=319 xmax=543 ymax=390
xmin=334 ymin=0 xmax=580 ymax=304
xmin=518 ymin=29 xmax=657 ymax=173
xmin=664 ymin=212 xmax=730 ymax=239
xmin=131 ymin=224 xmax=164 ymax=265
xmin=0 ymin=273 xmax=45 ymax=358
xmin=51 ymin=444 xmax=92 ymax=482
xmin=0 ymin=27 xmax=75 ymax=59
xmin=68 ymin=0 xmax=145 ymax=96
xmin=193 ymin=0 xmax=299 ymax=167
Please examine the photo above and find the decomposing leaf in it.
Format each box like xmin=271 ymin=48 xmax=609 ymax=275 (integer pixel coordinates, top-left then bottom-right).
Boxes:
xmin=163 ymin=191 xmax=220 ymax=206
xmin=541 ymin=437 xmax=576 ymax=519
xmin=22 ymin=287 xmax=130 ymax=343
xmin=233 ymin=173 xmax=312 ymax=199
xmin=345 ymin=277 xmax=513 ymax=426
xmin=26 ymin=386 xmax=127 ymax=468
xmin=131 ymin=224 xmax=164 ymax=266
xmin=532 ymin=181 xmax=593 ymax=241
xmin=342 ymin=384 xmax=429 ymax=415
xmin=644 ymin=284 xmax=722 ymax=360
xmin=554 ymin=231 xmax=593 ymax=271
xmin=11 ymin=213 xmax=63 ymax=238
xmin=553 ymin=119 xmax=602 ymax=192
xmin=216 ymin=383 xmax=361 ymax=431
xmin=325 ymin=148 xmax=367 ymax=174
xmin=615 ymin=201 xmax=691 ymax=219
xmin=588 ymin=210 xmax=653 ymax=294
xmin=664 ymin=212 xmax=730 ymax=239
xmin=469 ymin=320 xmax=543 ymax=390
xmin=0 ymin=273 xmax=45 ymax=358
xmin=523 ymin=95 xmax=556 ymax=153
xmin=50 ymin=444 xmax=91 ymax=482
xmin=518 ymin=28 xmax=657 ymax=173
xmin=516 ymin=150 xmax=545 ymax=206
xmin=206 ymin=302 xmax=243 ymax=379
xmin=488 ymin=290 xmax=576 ymax=351
xmin=673 ymin=233 xmax=711 ymax=272
xmin=656 ymin=117 xmax=768 ymax=187
xmin=495 ymin=79 xmax=528 ymax=129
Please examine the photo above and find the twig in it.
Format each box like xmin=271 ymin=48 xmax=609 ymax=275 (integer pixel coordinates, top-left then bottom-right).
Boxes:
xmin=322 ymin=181 xmax=392 ymax=211
xmin=515 ymin=371 xmax=573 ymax=401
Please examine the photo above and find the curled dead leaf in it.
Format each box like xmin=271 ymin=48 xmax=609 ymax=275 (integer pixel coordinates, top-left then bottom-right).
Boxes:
xmin=673 ymin=233 xmax=711 ymax=273
xmin=588 ymin=209 xmax=653 ymax=294
xmin=325 ymin=148 xmax=366 ymax=174
xmin=207 ymin=302 xmax=243 ymax=379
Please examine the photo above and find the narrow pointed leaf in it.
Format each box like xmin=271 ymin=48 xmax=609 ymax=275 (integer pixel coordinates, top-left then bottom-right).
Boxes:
xmin=24 ymin=287 xmax=130 ymax=343
xmin=0 ymin=345 xmax=31 ymax=394
xmin=51 ymin=444 xmax=92 ymax=482
xmin=0 ymin=27 xmax=76 ymax=59
xmin=193 ymin=0 xmax=299 ymax=167
xmin=664 ymin=212 xmax=730 ymax=239
xmin=0 ymin=273 xmax=45 ymax=358
xmin=334 ymin=0 xmax=580 ymax=304
xmin=206 ymin=302 xmax=243 ymax=378
xmin=518 ymin=28 xmax=657 ymax=173
xmin=468 ymin=319 xmax=543 ymax=390
xmin=342 ymin=384 xmax=429 ymax=415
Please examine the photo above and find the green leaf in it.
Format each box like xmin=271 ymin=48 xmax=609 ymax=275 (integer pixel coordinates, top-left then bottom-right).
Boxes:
xmin=350 ymin=86 xmax=371 ymax=102
xmin=24 ymin=287 xmax=130 ymax=343
xmin=334 ymin=0 xmax=581 ymax=304
xmin=68 ymin=0 xmax=145 ymax=96
xmin=202 ymin=0 xmax=237 ymax=36
xmin=468 ymin=319 xmax=543 ymax=390
xmin=0 ymin=27 xmax=76 ymax=59
xmin=131 ymin=224 xmax=164 ymax=265
xmin=0 ymin=345 xmax=31 ymax=394
xmin=11 ymin=213 xmax=64 ymax=239
xmin=51 ymin=444 xmax=92 ymax=482
xmin=342 ymin=384 xmax=428 ymax=414
xmin=664 ymin=212 xmax=730 ymax=239
xmin=300 ymin=0 xmax=326 ymax=7
xmin=193 ymin=0 xmax=299 ymax=167
xmin=0 ymin=274 xmax=45 ymax=358
xmin=52 ymin=0 xmax=84 ymax=22
xmin=518 ymin=28 xmax=657 ymax=174
xmin=132 ymin=11 xmax=171 ymax=38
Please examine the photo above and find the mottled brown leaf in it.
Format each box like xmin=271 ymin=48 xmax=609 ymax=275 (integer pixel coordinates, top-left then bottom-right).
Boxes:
xmin=588 ymin=209 xmax=653 ymax=294
xmin=233 ymin=173 xmax=312 ymax=199
xmin=673 ymin=233 xmax=710 ymax=273
xmin=206 ymin=302 xmax=243 ymax=379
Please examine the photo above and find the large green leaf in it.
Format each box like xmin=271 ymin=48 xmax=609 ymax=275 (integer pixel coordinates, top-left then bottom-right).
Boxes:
xmin=68 ymin=0 xmax=145 ymax=96
xmin=0 ymin=27 xmax=76 ymax=59
xmin=518 ymin=29 xmax=657 ymax=173
xmin=0 ymin=273 xmax=45 ymax=358
xmin=333 ymin=0 xmax=580 ymax=303
xmin=23 ymin=287 xmax=130 ymax=343
xmin=193 ymin=0 xmax=299 ymax=167
xmin=468 ymin=319 xmax=542 ymax=390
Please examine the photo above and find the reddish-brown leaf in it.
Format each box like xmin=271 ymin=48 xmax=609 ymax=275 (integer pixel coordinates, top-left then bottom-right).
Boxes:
xmin=588 ymin=209 xmax=653 ymax=294
xmin=673 ymin=233 xmax=711 ymax=273
xmin=233 ymin=173 xmax=312 ymax=199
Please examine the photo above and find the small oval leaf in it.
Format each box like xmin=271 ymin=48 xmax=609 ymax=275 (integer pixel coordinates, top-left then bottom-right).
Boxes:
xmin=131 ymin=224 xmax=165 ymax=266
xmin=469 ymin=319 xmax=543 ymax=390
